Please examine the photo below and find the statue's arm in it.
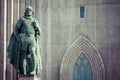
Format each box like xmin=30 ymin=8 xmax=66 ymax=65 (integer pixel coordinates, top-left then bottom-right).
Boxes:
xmin=34 ymin=19 xmax=41 ymax=36
xmin=13 ymin=18 xmax=23 ymax=41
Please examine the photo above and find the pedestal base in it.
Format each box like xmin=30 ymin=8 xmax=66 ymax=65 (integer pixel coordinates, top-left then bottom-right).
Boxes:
xmin=19 ymin=77 xmax=37 ymax=80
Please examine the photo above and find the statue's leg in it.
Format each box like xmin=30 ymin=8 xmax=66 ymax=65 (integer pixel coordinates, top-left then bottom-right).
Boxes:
xmin=23 ymin=59 xmax=27 ymax=75
xmin=19 ymin=42 xmax=28 ymax=76
xmin=26 ymin=44 xmax=36 ymax=75
xmin=19 ymin=51 xmax=27 ymax=76
xmin=24 ymin=37 xmax=36 ymax=76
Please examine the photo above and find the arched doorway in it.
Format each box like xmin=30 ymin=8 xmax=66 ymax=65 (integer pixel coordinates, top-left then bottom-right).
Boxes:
xmin=60 ymin=36 xmax=105 ymax=80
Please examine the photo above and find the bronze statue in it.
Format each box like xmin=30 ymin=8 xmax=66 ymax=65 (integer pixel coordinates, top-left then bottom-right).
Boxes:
xmin=7 ymin=6 xmax=42 ymax=77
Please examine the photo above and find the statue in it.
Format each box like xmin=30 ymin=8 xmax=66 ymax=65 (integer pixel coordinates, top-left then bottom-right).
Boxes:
xmin=7 ymin=6 xmax=42 ymax=78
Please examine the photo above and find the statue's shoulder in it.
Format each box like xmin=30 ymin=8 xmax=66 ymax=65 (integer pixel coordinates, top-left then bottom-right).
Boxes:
xmin=19 ymin=17 xmax=26 ymax=21
xmin=15 ymin=17 xmax=24 ymax=26
xmin=16 ymin=17 xmax=25 ymax=23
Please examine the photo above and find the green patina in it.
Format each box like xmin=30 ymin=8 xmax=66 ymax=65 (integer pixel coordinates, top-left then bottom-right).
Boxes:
xmin=7 ymin=6 xmax=42 ymax=77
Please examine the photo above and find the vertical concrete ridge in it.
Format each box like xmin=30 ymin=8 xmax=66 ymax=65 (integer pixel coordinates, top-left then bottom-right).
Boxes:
xmin=47 ymin=0 xmax=52 ymax=80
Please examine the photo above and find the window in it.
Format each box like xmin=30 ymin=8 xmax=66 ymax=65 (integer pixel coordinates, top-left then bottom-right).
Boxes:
xmin=80 ymin=6 xmax=85 ymax=18
xmin=73 ymin=53 xmax=92 ymax=80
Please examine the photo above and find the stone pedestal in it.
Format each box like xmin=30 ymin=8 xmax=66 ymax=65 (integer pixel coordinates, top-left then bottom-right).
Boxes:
xmin=19 ymin=77 xmax=37 ymax=80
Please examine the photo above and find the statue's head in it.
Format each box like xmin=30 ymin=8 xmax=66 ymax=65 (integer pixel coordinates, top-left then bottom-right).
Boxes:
xmin=24 ymin=6 xmax=34 ymax=17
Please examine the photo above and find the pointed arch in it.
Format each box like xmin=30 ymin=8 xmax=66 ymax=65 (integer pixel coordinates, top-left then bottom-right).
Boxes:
xmin=60 ymin=36 xmax=105 ymax=80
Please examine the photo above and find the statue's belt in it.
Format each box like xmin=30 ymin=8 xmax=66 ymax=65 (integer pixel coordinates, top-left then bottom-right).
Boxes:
xmin=20 ymin=33 xmax=35 ymax=37
xmin=25 ymin=34 xmax=34 ymax=37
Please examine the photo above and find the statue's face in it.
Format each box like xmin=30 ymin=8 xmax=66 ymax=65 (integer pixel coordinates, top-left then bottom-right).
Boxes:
xmin=25 ymin=8 xmax=33 ymax=16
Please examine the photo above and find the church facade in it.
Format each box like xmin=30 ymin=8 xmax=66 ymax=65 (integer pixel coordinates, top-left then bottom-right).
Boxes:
xmin=0 ymin=0 xmax=120 ymax=80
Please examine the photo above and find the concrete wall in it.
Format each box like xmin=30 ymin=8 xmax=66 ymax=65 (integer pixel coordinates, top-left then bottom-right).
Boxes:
xmin=0 ymin=0 xmax=120 ymax=80
xmin=38 ymin=0 xmax=120 ymax=80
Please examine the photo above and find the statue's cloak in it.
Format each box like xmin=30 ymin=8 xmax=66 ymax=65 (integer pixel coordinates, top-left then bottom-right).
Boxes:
xmin=7 ymin=18 xmax=42 ymax=74
xmin=7 ymin=32 xmax=19 ymax=69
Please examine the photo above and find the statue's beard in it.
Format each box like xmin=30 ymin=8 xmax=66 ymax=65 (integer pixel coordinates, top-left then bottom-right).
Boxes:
xmin=25 ymin=12 xmax=32 ymax=17
xmin=26 ymin=14 xmax=32 ymax=17
xmin=24 ymin=14 xmax=33 ymax=20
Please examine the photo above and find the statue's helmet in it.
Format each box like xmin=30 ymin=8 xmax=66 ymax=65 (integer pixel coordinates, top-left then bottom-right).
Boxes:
xmin=26 ymin=6 xmax=33 ymax=11
xmin=24 ymin=6 xmax=34 ymax=16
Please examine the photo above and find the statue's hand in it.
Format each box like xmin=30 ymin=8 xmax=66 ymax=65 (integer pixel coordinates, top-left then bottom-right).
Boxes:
xmin=18 ymin=33 xmax=26 ymax=42
xmin=33 ymin=20 xmax=36 ymax=27
xmin=35 ymin=27 xmax=40 ymax=36
xmin=27 ymin=54 xmax=32 ymax=58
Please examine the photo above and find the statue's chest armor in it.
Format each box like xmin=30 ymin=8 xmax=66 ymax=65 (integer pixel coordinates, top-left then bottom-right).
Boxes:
xmin=21 ymin=19 xmax=35 ymax=34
